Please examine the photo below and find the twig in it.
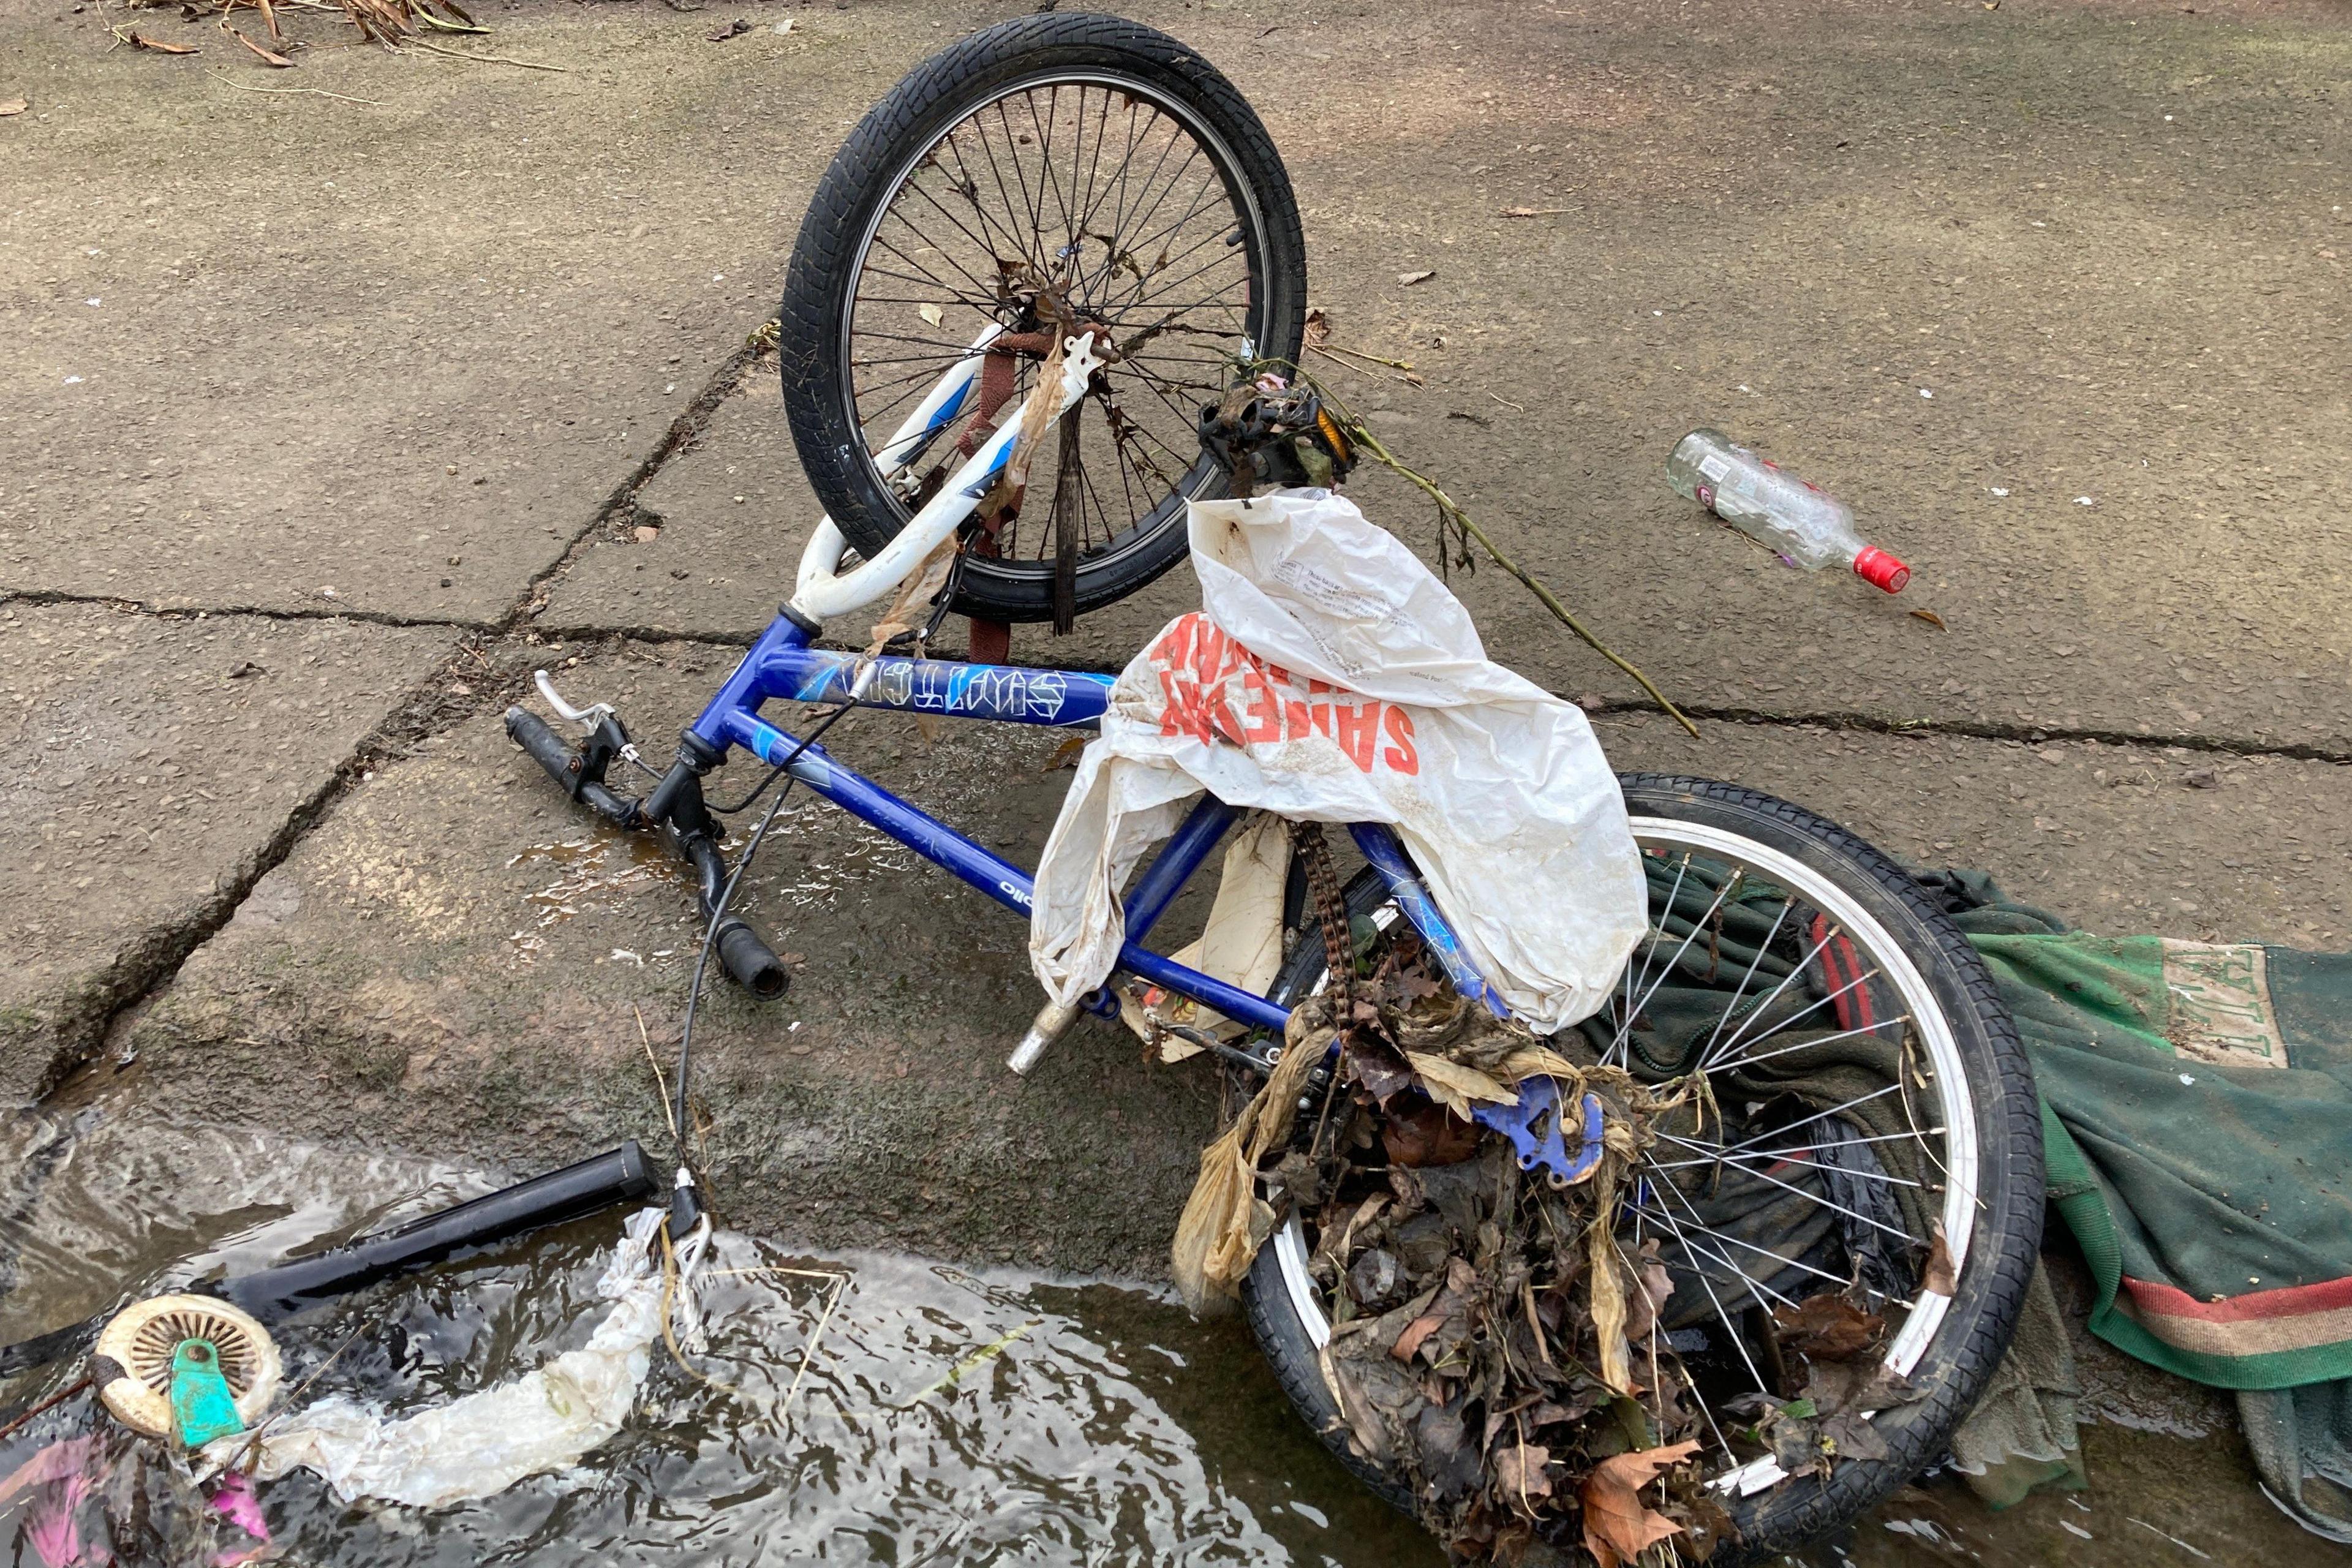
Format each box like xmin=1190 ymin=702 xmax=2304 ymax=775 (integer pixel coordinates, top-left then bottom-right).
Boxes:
xmin=223 ymin=1325 xmax=364 ymax=1475
xmin=782 ymin=1273 xmax=850 ymax=1418
xmin=0 ymin=1377 xmax=90 ymax=1446
xmin=635 ymin=1004 xmax=678 ymax=1144
xmin=901 ymin=1319 xmax=1040 ymax=1406
xmin=1487 ymin=391 xmax=1526 ymax=413
xmin=207 ymin=68 xmax=377 ymax=103
xmin=1335 ymin=407 xmax=1700 ymax=736
xmin=1308 ymin=341 xmax=1416 ymax=374
xmin=405 ymin=37 xmax=568 ymax=70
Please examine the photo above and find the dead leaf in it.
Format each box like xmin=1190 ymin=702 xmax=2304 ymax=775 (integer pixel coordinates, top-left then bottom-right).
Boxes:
xmin=1396 ymin=269 xmax=1436 ymax=287
xmin=1580 ymin=1440 xmax=1701 ymax=1568
xmin=1380 ymin=1098 xmax=1482 ymax=1167
xmin=1391 ymin=1312 xmax=1444 ymax=1363
xmin=125 ymin=31 xmax=201 ymax=54
xmin=1909 ymin=608 xmax=1948 ymax=630
xmin=1042 ymin=734 xmax=1088 ymax=771
xmin=707 ymin=18 xmax=753 ymax=41
xmin=1403 ymin=1051 xmax=1514 ymax=1117
xmin=1494 ymin=1441 xmax=1553 ymax=1503
xmin=1922 ymin=1223 xmax=1956 ymax=1297
xmin=1303 ymin=306 xmax=1331 ymax=347
xmin=0 ymin=98 xmax=26 ymax=117
xmin=1773 ymin=1293 xmax=1886 ymax=1363
xmin=917 ymin=302 xmax=944 ymax=328
xmin=225 ymin=661 xmax=265 ymax=680
xmin=1401 ymin=370 xmax=1427 ymax=386
xmin=222 ymin=23 xmax=293 ymax=66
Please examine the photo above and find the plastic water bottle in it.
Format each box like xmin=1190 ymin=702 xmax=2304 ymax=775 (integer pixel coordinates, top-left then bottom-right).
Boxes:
xmin=1664 ymin=430 xmax=1910 ymax=594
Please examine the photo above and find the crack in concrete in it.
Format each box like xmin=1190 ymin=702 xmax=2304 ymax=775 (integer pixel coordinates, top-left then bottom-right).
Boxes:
xmin=29 ymin=634 xmax=496 ymax=1102
xmin=1584 ymin=699 xmax=2352 ymax=768
xmin=20 ymin=333 xmax=774 ymax=1099
xmin=0 ymin=587 xmax=499 ymax=635
xmin=510 ymin=334 xmax=769 ymax=629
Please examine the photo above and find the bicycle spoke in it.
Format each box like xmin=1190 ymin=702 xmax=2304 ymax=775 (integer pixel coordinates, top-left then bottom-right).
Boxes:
xmin=1604 ymin=875 xmax=1737 ymax=1067
xmin=1649 ymin=1130 xmax=1926 ymax=1189
xmin=1694 ymin=920 xmax=1851 ymax=1072
xmin=1695 ymin=896 xmax=1792 ymax=1065
xmin=1704 ymin=1014 xmax=1913 ymax=1079
xmin=1703 ymin=963 xmax=1883 ymax=1075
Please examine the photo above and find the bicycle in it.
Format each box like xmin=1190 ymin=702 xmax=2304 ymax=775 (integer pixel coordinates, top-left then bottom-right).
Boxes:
xmin=506 ymin=13 xmax=2043 ymax=1561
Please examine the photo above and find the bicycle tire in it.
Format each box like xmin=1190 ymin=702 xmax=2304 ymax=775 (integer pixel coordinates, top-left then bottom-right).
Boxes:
xmin=1240 ymin=776 xmax=2045 ymax=1561
xmin=778 ymin=12 xmax=1308 ymax=624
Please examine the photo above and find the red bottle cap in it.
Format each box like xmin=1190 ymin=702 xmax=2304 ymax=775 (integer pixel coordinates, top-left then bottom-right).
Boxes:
xmin=1852 ymin=545 xmax=1910 ymax=594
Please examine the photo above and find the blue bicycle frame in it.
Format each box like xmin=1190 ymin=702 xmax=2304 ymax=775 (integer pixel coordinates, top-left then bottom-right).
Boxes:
xmin=503 ymin=608 xmax=1601 ymax=1185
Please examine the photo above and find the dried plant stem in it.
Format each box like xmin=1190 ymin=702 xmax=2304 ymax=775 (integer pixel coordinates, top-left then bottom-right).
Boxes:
xmin=1342 ymin=418 xmax=1700 ymax=736
xmin=206 ymin=68 xmax=378 ymax=103
xmin=783 ymin=1272 xmax=850 ymax=1418
xmin=1308 ymin=341 xmax=1415 ymax=373
xmin=405 ymin=37 xmax=568 ymax=70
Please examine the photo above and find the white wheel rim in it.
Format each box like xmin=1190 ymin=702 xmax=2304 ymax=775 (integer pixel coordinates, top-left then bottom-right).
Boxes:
xmin=1270 ymin=815 xmax=1981 ymax=1490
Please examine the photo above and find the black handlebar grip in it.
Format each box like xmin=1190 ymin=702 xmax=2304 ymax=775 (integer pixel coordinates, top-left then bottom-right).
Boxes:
xmin=715 ymin=918 xmax=790 ymax=1000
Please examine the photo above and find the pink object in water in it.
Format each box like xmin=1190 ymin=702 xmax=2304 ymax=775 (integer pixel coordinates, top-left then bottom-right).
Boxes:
xmin=208 ymin=1472 xmax=271 ymax=1566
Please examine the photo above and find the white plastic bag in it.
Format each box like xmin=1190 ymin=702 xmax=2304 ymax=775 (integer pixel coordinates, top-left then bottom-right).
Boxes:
xmin=230 ymin=1208 xmax=698 ymax=1509
xmin=1030 ymin=491 xmax=1645 ymax=1034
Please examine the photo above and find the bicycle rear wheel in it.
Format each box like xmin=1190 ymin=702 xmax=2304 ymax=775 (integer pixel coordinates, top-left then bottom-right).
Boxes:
xmin=778 ymin=12 xmax=1308 ymax=624
xmin=1239 ymin=777 xmax=2044 ymax=1561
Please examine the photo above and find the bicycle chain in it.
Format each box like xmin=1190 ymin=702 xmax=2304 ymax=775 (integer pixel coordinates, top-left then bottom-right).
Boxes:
xmin=1292 ymin=823 xmax=1352 ymax=1020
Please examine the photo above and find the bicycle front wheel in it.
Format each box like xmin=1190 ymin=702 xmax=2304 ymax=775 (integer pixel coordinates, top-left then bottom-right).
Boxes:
xmin=1240 ymin=777 xmax=2045 ymax=1561
xmin=778 ymin=12 xmax=1308 ymax=624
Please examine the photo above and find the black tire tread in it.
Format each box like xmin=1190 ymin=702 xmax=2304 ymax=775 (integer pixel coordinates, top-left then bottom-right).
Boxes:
xmin=777 ymin=12 xmax=1308 ymax=622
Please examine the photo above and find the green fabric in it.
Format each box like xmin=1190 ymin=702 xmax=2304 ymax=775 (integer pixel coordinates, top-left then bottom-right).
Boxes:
xmin=1940 ymin=883 xmax=2352 ymax=1391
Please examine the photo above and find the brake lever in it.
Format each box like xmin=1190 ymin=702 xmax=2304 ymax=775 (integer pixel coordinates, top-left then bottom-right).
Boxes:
xmin=535 ymin=669 xmax=614 ymax=734
xmin=535 ymin=669 xmax=654 ymax=778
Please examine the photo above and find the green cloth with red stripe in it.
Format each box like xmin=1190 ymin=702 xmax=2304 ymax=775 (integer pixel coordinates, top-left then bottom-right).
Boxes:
xmin=1928 ymin=871 xmax=2352 ymax=1389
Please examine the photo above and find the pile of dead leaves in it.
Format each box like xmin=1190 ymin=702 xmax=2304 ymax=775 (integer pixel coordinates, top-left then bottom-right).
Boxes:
xmin=111 ymin=0 xmax=482 ymax=54
xmin=1246 ymin=948 xmax=1731 ymax=1564
xmin=1174 ymin=905 xmax=1934 ymax=1562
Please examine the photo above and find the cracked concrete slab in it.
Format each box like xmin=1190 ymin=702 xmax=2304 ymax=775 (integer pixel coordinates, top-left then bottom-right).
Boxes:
xmin=0 ymin=3 xmax=947 ymax=624
xmin=528 ymin=0 xmax=2349 ymax=758
xmin=537 ymin=357 xmax=837 ymax=644
xmin=0 ymin=601 xmax=457 ymax=1104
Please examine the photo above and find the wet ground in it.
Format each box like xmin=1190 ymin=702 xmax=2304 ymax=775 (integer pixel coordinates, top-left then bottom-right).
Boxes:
xmin=5 ymin=0 xmax=2351 ymax=1561
xmin=1 ymin=1093 xmax=2325 ymax=1567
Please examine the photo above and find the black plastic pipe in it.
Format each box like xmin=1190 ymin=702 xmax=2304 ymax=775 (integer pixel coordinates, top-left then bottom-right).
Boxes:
xmin=213 ymin=1141 xmax=657 ymax=1318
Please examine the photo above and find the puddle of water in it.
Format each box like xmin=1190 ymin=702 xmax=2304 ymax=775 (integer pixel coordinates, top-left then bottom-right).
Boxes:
xmin=0 ymin=1106 xmax=1433 ymax=1567
xmin=2 ymin=1102 xmax=2339 ymax=1567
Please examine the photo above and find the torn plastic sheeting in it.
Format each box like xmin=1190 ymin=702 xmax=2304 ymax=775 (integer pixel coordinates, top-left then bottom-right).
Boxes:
xmin=1031 ymin=491 xmax=1646 ymax=1035
xmin=222 ymin=1208 xmax=701 ymax=1510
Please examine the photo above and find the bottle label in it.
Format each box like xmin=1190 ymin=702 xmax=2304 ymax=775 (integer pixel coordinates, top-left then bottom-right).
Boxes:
xmin=1694 ymin=483 xmax=1716 ymax=512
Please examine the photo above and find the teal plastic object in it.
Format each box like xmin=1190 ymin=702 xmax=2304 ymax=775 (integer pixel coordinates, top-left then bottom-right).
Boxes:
xmin=169 ymin=1338 xmax=246 ymax=1449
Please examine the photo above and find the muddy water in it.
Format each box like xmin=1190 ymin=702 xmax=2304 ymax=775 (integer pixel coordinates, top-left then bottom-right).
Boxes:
xmin=0 ymin=1103 xmax=2332 ymax=1567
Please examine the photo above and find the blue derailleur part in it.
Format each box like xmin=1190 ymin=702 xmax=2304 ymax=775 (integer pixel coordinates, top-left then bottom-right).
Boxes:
xmin=1472 ymin=1074 xmax=1606 ymax=1188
